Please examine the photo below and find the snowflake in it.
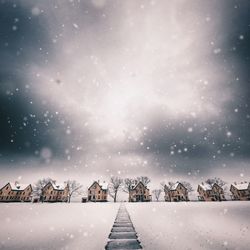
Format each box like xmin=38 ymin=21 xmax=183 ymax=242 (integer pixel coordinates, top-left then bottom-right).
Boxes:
xmin=239 ymin=35 xmax=244 ymax=40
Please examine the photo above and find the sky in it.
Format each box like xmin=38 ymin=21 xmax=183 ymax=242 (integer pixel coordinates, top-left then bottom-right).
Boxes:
xmin=0 ymin=0 xmax=250 ymax=191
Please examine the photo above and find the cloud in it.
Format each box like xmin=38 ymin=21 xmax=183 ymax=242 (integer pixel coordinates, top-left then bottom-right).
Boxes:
xmin=0 ymin=0 xmax=249 ymax=181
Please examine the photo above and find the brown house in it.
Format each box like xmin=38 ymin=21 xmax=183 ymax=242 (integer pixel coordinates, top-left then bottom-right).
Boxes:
xmin=129 ymin=181 xmax=151 ymax=202
xmin=0 ymin=182 xmax=32 ymax=202
xmin=41 ymin=182 xmax=69 ymax=202
xmin=164 ymin=182 xmax=189 ymax=202
xmin=197 ymin=182 xmax=226 ymax=201
xmin=88 ymin=181 xmax=108 ymax=202
xmin=230 ymin=182 xmax=250 ymax=201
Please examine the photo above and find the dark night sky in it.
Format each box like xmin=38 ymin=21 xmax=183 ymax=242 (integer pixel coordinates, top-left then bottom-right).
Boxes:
xmin=0 ymin=0 xmax=250 ymax=186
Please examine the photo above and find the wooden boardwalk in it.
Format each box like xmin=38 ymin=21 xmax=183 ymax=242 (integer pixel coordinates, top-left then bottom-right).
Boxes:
xmin=105 ymin=204 xmax=142 ymax=250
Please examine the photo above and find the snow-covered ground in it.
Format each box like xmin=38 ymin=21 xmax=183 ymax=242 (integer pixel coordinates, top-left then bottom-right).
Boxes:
xmin=0 ymin=203 xmax=119 ymax=250
xmin=126 ymin=201 xmax=250 ymax=250
xmin=0 ymin=202 xmax=249 ymax=250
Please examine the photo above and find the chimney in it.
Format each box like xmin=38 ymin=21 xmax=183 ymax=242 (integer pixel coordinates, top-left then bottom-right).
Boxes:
xmin=97 ymin=180 xmax=100 ymax=183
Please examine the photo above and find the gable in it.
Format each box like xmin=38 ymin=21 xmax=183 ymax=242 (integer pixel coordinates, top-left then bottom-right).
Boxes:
xmin=177 ymin=183 xmax=187 ymax=191
xmin=212 ymin=183 xmax=222 ymax=191
xmin=88 ymin=181 xmax=101 ymax=190
xmin=0 ymin=183 xmax=11 ymax=191
xmin=42 ymin=182 xmax=53 ymax=191
xmin=137 ymin=182 xmax=144 ymax=189
xmin=133 ymin=181 xmax=146 ymax=191
xmin=24 ymin=184 xmax=33 ymax=192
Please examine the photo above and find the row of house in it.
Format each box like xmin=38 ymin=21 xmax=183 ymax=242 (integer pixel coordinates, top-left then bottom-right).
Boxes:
xmin=87 ymin=181 xmax=152 ymax=202
xmin=0 ymin=182 xmax=33 ymax=202
xmin=164 ymin=181 xmax=250 ymax=202
xmin=0 ymin=180 xmax=249 ymax=202
xmin=0 ymin=181 xmax=69 ymax=203
xmin=39 ymin=182 xmax=69 ymax=202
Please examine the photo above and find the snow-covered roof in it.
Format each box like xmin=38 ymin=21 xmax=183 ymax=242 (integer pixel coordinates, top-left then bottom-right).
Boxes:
xmin=170 ymin=182 xmax=180 ymax=191
xmin=199 ymin=183 xmax=212 ymax=191
xmin=99 ymin=182 xmax=108 ymax=190
xmin=231 ymin=182 xmax=249 ymax=190
xmin=51 ymin=182 xmax=67 ymax=190
xmin=131 ymin=181 xmax=147 ymax=190
xmin=9 ymin=182 xmax=30 ymax=191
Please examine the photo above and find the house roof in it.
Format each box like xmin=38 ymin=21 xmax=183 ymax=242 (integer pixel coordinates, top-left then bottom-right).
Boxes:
xmin=88 ymin=181 xmax=108 ymax=190
xmin=231 ymin=182 xmax=249 ymax=190
xmin=51 ymin=182 xmax=67 ymax=191
xmin=199 ymin=183 xmax=212 ymax=191
xmin=169 ymin=182 xmax=187 ymax=191
xmin=9 ymin=182 xmax=31 ymax=191
xmin=131 ymin=181 xmax=148 ymax=190
xmin=99 ymin=182 xmax=108 ymax=190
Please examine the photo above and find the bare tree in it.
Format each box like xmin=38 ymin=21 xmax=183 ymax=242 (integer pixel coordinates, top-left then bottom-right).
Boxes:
xmin=137 ymin=176 xmax=151 ymax=186
xmin=123 ymin=178 xmax=134 ymax=193
xmin=123 ymin=178 xmax=135 ymax=202
xmin=152 ymin=189 xmax=162 ymax=201
xmin=180 ymin=181 xmax=194 ymax=192
xmin=160 ymin=181 xmax=174 ymax=201
xmin=66 ymin=180 xmax=83 ymax=203
xmin=109 ymin=176 xmax=123 ymax=202
xmin=33 ymin=177 xmax=54 ymax=200
xmin=160 ymin=181 xmax=174 ymax=191
xmin=205 ymin=177 xmax=227 ymax=190
xmin=160 ymin=181 xmax=167 ymax=191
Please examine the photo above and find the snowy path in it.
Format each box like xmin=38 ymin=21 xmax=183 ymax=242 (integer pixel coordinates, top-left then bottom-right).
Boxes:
xmin=105 ymin=204 xmax=142 ymax=249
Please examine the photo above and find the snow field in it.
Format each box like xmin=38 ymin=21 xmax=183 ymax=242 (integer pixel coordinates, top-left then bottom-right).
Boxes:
xmin=0 ymin=202 xmax=250 ymax=250
xmin=126 ymin=201 xmax=250 ymax=250
xmin=0 ymin=203 xmax=120 ymax=250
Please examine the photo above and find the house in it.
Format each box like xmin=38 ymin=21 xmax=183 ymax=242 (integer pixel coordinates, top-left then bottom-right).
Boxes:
xmin=164 ymin=182 xmax=189 ymax=202
xmin=230 ymin=182 xmax=250 ymax=201
xmin=197 ymin=182 xmax=226 ymax=201
xmin=129 ymin=181 xmax=151 ymax=202
xmin=41 ymin=182 xmax=69 ymax=202
xmin=88 ymin=181 xmax=108 ymax=202
xmin=0 ymin=182 xmax=32 ymax=202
